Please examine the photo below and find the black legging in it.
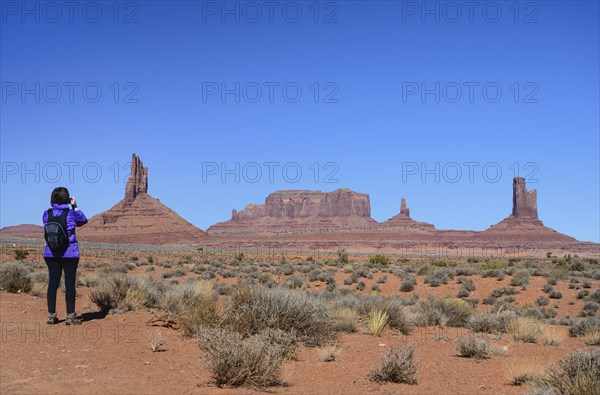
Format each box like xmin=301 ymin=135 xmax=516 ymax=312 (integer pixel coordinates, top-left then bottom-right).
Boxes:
xmin=44 ymin=258 xmax=79 ymax=314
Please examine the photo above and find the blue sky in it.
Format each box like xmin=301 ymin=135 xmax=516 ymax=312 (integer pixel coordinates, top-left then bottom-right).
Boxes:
xmin=1 ymin=1 xmax=599 ymax=242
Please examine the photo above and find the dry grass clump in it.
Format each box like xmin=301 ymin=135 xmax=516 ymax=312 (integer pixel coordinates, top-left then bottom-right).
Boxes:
xmin=358 ymin=296 xmax=415 ymax=335
xmin=0 ymin=262 xmax=32 ymax=293
xmin=197 ymin=327 xmax=293 ymax=388
xmin=505 ymin=359 xmax=545 ymax=386
xmin=148 ymin=331 xmax=166 ymax=352
xmin=368 ymin=309 xmax=389 ymax=336
xmin=222 ymin=286 xmax=333 ymax=346
xmin=584 ymin=329 xmax=600 ymax=346
xmin=457 ymin=335 xmax=491 ymax=359
xmin=540 ymin=324 xmax=567 ymax=346
xmin=509 ymin=316 xmax=542 ymax=343
xmin=368 ymin=345 xmax=418 ymax=384
xmin=89 ymin=272 xmax=136 ymax=312
xmin=318 ymin=345 xmax=342 ymax=362
xmin=330 ymin=306 xmax=358 ymax=333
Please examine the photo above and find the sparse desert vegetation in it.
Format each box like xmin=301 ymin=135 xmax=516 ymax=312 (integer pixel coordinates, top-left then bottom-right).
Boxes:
xmin=1 ymin=242 xmax=599 ymax=393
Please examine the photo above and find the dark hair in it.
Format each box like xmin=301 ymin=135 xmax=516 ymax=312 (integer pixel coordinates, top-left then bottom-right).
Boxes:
xmin=51 ymin=187 xmax=70 ymax=205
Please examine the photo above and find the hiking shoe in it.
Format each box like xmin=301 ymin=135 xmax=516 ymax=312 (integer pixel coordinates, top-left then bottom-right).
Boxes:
xmin=65 ymin=313 xmax=82 ymax=325
xmin=47 ymin=313 xmax=58 ymax=325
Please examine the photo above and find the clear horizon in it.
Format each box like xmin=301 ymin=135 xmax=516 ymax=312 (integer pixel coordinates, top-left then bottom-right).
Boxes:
xmin=1 ymin=1 xmax=599 ymax=243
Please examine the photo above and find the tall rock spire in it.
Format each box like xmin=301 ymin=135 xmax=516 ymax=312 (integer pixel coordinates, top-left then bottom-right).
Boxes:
xmin=512 ymin=177 xmax=538 ymax=219
xmin=400 ymin=197 xmax=411 ymax=218
xmin=124 ymin=153 xmax=148 ymax=200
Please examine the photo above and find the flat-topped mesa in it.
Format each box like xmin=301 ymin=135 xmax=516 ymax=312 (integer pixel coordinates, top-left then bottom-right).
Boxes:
xmin=231 ymin=189 xmax=371 ymax=221
xmin=124 ymin=153 xmax=148 ymax=201
xmin=512 ymin=177 xmax=538 ymax=219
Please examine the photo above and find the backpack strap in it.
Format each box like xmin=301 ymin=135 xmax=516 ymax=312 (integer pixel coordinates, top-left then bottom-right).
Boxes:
xmin=59 ymin=208 xmax=69 ymax=219
xmin=47 ymin=208 xmax=54 ymax=219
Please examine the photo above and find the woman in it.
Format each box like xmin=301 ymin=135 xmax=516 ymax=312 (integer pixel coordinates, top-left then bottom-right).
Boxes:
xmin=43 ymin=187 xmax=87 ymax=325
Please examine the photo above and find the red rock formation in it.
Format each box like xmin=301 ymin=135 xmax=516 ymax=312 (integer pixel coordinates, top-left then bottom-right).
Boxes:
xmin=0 ymin=224 xmax=44 ymax=238
xmin=512 ymin=177 xmax=538 ymax=219
xmin=79 ymin=154 xmax=206 ymax=245
xmin=400 ymin=197 xmax=410 ymax=218
xmin=483 ymin=177 xmax=574 ymax=242
xmin=382 ymin=197 xmax=435 ymax=230
xmin=210 ymin=189 xmax=375 ymax=235
xmin=124 ymin=153 xmax=148 ymax=201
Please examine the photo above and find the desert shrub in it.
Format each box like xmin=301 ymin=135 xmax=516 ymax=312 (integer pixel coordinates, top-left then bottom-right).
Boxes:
xmin=458 ymin=277 xmax=476 ymax=291
xmin=0 ymin=262 xmax=32 ymax=293
xmin=482 ymin=296 xmax=496 ymax=305
xmin=31 ymin=271 xmax=49 ymax=284
xmin=368 ymin=309 xmax=389 ymax=336
xmin=400 ymin=276 xmax=416 ymax=292
xmin=468 ymin=313 xmax=500 ymax=333
xmin=222 ymin=286 xmax=333 ymax=346
xmin=457 ymin=287 xmax=470 ymax=298
xmin=580 ymin=302 xmax=600 ymax=318
xmin=356 ymin=281 xmax=366 ymax=291
xmin=570 ymin=317 xmax=600 ymax=337
xmin=590 ymin=289 xmax=600 ymax=304
xmin=457 ymin=335 xmax=491 ymax=359
xmin=543 ymin=284 xmax=554 ymax=293
xmin=197 ymin=327 xmax=291 ymax=388
xmin=510 ymin=270 xmax=530 ymax=287
xmin=368 ymin=345 xmax=418 ymax=384
xmin=201 ymin=270 xmax=216 ymax=280
xmin=578 ymin=290 xmax=590 ymax=300
xmin=413 ymin=296 xmax=472 ymax=327
xmin=536 ymin=296 xmax=549 ymax=306
xmin=283 ymin=275 xmax=305 ymax=290
xmin=521 ymin=307 xmax=557 ymax=320
xmin=582 ymin=280 xmax=592 ymax=289
xmin=377 ymin=275 xmax=387 ymax=284
xmin=481 ymin=269 xmax=506 ymax=281
xmin=549 ymin=289 xmax=563 ymax=299
xmin=14 ymin=248 xmax=29 ymax=261
xmin=337 ymin=249 xmax=349 ymax=264
xmin=491 ymin=287 xmax=518 ymax=298
xmin=455 ymin=266 xmax=476 ymax=276
xmin=424 ymin=270 xmax=450 ymax=287
xmin=543 ymin=349 xmax=600 ymax=395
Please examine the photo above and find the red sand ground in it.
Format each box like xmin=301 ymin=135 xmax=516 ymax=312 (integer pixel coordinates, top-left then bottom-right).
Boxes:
xmin=1 ymin=266 xmax=598 ymax=395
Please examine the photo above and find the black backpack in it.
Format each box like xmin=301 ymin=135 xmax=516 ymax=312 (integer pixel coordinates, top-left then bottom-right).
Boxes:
xmin=44 ymin=208 xmax=70 ymax=255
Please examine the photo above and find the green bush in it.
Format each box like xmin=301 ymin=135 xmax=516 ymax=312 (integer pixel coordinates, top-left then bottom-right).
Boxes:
xmin=480 ymin=262 xmax=507 ymax=270
xmin=369 ymin=254 xmax=390 ymax=265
